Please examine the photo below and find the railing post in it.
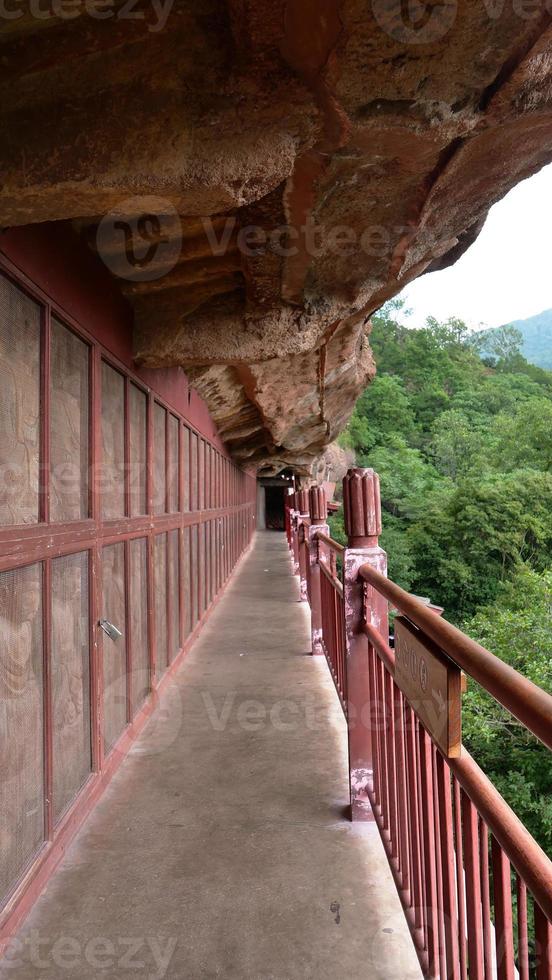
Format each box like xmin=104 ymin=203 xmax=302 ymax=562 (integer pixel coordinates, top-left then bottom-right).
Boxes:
xmin=296 ymin=489 xmax=309 ymax=599
xmin=284 ymin=488 xmax=293 ymax=549
xmin=291 ymin=491 xmax=301 ymax=574
xmin=343 ymin=467 xmax=388 ymax=821
xmin=307 ymin=486 xmax=328 ymax=655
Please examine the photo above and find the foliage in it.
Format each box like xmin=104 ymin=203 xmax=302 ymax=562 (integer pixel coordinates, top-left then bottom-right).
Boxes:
xmin=340 ymin=301 xmax=552 ymax=852
xmin=344 ymin=302 xmax=552 ymax=620
xmin=479 ymin=308 xmax=552 ymax=370
xmin=462 ymin=568 xmax=552 ymax=853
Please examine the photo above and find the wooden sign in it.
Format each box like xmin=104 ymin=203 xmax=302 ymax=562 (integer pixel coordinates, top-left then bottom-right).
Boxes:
xmin=394 ymin=616 xmax=462 ymax=758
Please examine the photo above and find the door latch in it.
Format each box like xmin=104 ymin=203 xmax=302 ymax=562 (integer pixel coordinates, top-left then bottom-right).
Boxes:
xmin=99 ymin=619 xmax=123 ymax=641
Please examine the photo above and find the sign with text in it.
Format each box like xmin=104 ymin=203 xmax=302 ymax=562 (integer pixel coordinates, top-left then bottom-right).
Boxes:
xmin=394 ymin=616 xmax=462 ymax=758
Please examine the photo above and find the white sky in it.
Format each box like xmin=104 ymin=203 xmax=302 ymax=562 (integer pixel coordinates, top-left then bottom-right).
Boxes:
xmin=397 ymin=163 xmax=552 ymax=331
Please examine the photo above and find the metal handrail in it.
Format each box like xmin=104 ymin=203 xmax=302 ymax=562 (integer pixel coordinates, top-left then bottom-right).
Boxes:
xmin=362 ymin=621 xmax=552 ymax=920
xmin=320 ymin=557 xmax=344 ymax=597
xmin=359 ymin=562 xmax=552 ymax=752
xmin=450 ymin=750 xmax=552 ymax=922
xmin=315 ymin=531 xmax=345 ymax=554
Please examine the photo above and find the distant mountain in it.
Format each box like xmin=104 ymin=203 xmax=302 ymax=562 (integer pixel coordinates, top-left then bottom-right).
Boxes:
xmin=504 ymin=309 xmax=552 ymax=370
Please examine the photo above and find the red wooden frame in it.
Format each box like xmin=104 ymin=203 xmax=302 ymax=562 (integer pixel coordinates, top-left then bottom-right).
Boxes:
xmin=290 ymin=480 xmax=552 ymax=980
xmin=0 ymin=252 xmax=257 ymax=949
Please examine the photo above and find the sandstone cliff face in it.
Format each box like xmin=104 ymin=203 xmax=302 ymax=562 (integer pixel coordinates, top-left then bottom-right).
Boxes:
xmin=1 ymin=1 xmax=551 ymax=473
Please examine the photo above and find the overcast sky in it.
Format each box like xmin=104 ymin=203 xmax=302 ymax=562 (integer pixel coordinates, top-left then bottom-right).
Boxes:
xmin=397 ymin=162 xmax=552 ymax=331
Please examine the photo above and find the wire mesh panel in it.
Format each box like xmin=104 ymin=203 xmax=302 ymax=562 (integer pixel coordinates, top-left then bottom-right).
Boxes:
xmin=198 ymin=439 xmax=205 ymax=511
xmin=182 ymin=526 xmax=191 ymax=640
xmin=168 ymin=415 xmax=179 ymax=513
xmin=0 ymin=274 xmax=41 ymax=526
xmin=51 ymin=552 xmax=91 ymax=823
xmin=168 ymin=529 xmax=180 ymax=662
xmin=101 ymin=543 xmax=127 ymax=754
xmin=154 ymin=533 xmax=168 ymax=676
xmin=204 ymin=521 xmax=210 ymax=605
xmin=0 ymin=563 xmax=44 ymax=904
xmin=182 ymin=426 xmax=190 ymax=513
xmin=0 ymin=257 xmax=258 ymax=933
xmin=205 ymin=522 xmax=210 ymax=607
xmin=153 ymin=403 xmax=166 ymax=515
xmin=50 ymin=320 xmax=89 ymax=523
xmin=190 ymin=433 xmax=198 ymax=511
xmin=198 ymin=521 xmax=205 ymax=617
xmin=213 ymin=452 xmax=217 ymax=509
xmin=101 ymin=362 xmax=125 ymax=520
xmin=215 ymin=518 xmax=220 ymax=594
xmin=129 ymin=538 xmax=149 ymax=713
xmin=208 ymin=521 xmax=214 ymax=604
xmin=211 ymin=519 xmax=217 ymax=600
xmin=129 ymin=383 xmax=147 ymax=518
xmin=206 ymin=445 xmax=211 ymax=509
xmin=191 ymin=525 xmax=199 ymax=627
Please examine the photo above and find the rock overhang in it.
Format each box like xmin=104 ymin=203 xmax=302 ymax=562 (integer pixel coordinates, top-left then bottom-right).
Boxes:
xmin=1 ymin=0 xmax=551 ymax=475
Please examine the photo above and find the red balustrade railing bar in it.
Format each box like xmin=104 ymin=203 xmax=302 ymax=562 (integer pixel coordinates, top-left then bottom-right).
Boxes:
xmin=461 ymin=788 xmax=485 ymax=980
xmin=517 ymin=877 xmax=530 ymax=980
xmin=363 ymin=620 xmax=394 ymax=672
xmin=453 ymin=777 xmax=469 ymax=980
xmin=491 ymin=837 xmax=515 ymax=980
xmin=420 ymin=728 xmax=440 ymax=976
xmin=314 ymin=530 xmax=345 ymax=554
xmin=358 ymin=562 xmax=552 ymax=752
xmin=431 ymin=745 xmax=447 ymax=979
xmin=435 ymin=754 xmax=461 ymax=980
xmin=320 ymin=558 xmax=343 ymax=596
xmin=289 ymin=467 xmax=552 ymax=979
xmin=535 ymin=903 xmax=552 ymax=980
xmin=363 ymin=617 xmax=552 ymax=924
xmin=479 ymin=819 xmax=494 ymax=980
xmin=396 ymin=688 xmax=411 ymax=901
xmin=450 ymin=751 xmax=552 ymax=923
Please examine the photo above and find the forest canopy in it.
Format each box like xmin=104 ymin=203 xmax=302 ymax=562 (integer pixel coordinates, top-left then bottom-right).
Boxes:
xmin=330 ymin=301 xmax=552 ymax=852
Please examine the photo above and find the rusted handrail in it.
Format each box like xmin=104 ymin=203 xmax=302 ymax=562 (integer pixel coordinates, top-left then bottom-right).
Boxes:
xmin=450 ymin=749 xmax=552 ymax=922
xmin=359 ymin=562 xmax=552 ymax=752
xmin=363 ymin=621 xmax=552 ymax=920
xmin=320 ymin=557 xmax=344 ymax=597
xmin=295 ymin=469 xmax=552 ymax=977
xmin=363 ymin=621 xmax=394 ymax=673
xmin=315 ymin=530 xmax=345 ymax=554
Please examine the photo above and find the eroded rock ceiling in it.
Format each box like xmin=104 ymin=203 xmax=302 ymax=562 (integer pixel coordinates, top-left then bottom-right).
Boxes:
xmin=1 ymin=1 xmax=552 ymax=473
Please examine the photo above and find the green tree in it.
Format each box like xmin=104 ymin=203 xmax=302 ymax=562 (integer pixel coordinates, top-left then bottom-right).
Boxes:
xmin=344 ymin=375 xmax=415 ymax=455
xmin=462 ymin=568 xmax=552 ymax=854
xmin=408 ymin=470 xmax=552 ymax=620
xmin=430 ymin=409 xmax=484 ymax=479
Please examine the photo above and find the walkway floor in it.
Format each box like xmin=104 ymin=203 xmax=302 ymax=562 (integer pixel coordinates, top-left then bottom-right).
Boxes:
xmin=2 ymin=532 xmax=421 ymax=980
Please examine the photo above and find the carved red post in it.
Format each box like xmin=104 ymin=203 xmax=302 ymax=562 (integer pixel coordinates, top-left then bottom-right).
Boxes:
xmin=290 ymin=491 xmax=301 ymax=574
xmin=307 ymin=486 xmax=328 ymax=655
xmin=343 ymin=467 xmax=388 ymax=821
xmin=296 ymin=489 xmax=310 ymax=600
xmin=284 ymin=488 xmax=294 ymax=550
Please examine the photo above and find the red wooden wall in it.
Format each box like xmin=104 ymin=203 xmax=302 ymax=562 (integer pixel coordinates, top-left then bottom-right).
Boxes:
xmin=0 ymin=225 xmax=256 ymax=947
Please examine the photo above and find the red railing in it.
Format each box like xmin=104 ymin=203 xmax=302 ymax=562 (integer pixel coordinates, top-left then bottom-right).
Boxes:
xmin=299 ymin=517 xmax=311 ymax=604
xmin=288 ymin=470 xmax=552 ymax=980
xmin=317 ymin=532 xmax=347 ymax=710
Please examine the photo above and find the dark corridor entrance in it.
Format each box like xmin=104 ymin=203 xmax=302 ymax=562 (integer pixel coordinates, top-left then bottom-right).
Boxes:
xmin=265 ymin=485 xmax=285 ymax=530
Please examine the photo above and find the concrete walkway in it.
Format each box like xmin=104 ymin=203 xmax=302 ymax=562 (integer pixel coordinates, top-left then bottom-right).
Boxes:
xmin=2 ymin=532 xmax=421 ymax=980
